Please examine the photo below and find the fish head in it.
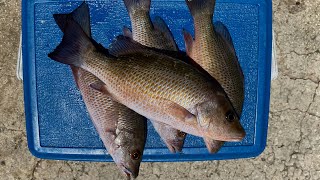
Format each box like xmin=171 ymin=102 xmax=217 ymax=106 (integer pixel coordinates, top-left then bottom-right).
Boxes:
xmin=196 ymin=93 xmax=246 ymax=142
xmin=111 ymin=133 xmax=144 ymax=179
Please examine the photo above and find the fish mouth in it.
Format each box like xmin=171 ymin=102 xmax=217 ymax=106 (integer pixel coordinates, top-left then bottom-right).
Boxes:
xmin=224 ymin=136 xmax=245 ymax=142
xmin=209 ymin=132 xmax=245 ymax=142
xmin=121 ymin=164 xmax=138 ymax=179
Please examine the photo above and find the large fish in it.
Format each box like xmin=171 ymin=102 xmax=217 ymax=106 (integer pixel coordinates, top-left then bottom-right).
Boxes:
xmin=48 ymin=17 xmax=246 ymax=142
xmin=183 ymin=0 xmax=245 ymax=153
xmin=122 ymin=0 xmax=186 ymax=153
xmin=53 ymin=3 xmax=147 ymax=179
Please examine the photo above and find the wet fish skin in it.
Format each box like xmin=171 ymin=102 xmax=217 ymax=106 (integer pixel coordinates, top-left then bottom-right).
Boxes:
xmin=184 ymin=0 xmax=244 ymax=115
xmin=123 ymin=0 xmax=178 ymax=51
xmin=48 ymin=20 xmax=246 ymax=142
xmin=73 ymin=68 xmax=147 ymax=179
xmin=184 ymin=0 xmax=245 ymax=152
xmin=53 ymin=3 xmax=147 ymax=178
xmin=123 ymin=0 xmax=186 ymax=153
xmin=151 ymin=121 xmax=186 ymax=152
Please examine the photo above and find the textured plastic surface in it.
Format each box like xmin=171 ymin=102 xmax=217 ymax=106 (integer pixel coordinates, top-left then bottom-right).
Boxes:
xmin=22 ymin=0 xmax=272 ymax=162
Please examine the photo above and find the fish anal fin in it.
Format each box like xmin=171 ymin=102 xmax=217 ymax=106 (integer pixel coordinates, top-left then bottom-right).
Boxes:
xmin=153 ymin=16 xmax=178 ymax=51
xmin=214 ymin=21 xmax=235 ymax=53
xmin=70 ymin=66 xmax=80 ymax=89
xmin=182 ymin=29 xmax=194 ymax=56
xmin=214 ymin=21 xmax=244 ymax=79
xmin=122 ymin=26 xmax=133 ymax=39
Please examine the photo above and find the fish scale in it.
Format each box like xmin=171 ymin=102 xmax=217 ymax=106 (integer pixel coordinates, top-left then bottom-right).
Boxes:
xmin=191 ymin=15 xmax=244 ymax=117
xmin=184 ymin=0 xmax=245 ymax=153
xmin=49 ymin=16 xmax=246 ymax=144
xmin=84 ymin=51 xmax=211 ymax=131
xmin=118 ymin=0 xmax=186 ymax=152
xmin=52 ymin=3 xmax=147 ymax=178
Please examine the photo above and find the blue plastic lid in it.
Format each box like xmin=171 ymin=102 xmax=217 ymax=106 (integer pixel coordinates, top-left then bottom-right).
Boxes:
xmin=22 ymin=0 xmax=272 ymax=162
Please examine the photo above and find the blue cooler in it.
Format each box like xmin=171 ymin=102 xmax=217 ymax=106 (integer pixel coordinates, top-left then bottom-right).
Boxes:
xmin=22 ymin=0 xmax=272 ymax=162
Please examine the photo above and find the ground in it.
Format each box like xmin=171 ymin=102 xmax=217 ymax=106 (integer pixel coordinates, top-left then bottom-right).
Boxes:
xmin=0 ymin=0 xmax=319 ymax=179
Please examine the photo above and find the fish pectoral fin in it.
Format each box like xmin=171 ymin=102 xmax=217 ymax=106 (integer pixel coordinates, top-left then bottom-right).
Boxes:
xmin=182 ymin=29 xmax=194 ymax=56
xmin=122 ymin=26 xmax=133 ymax=39
xmin=70 ymin=66 xmax=80 ymax=89
xmin=89 ymin=81 xmax=114 ymax=98
xmin=214 ymin=21 xmax=244 ymax=79
xmin=153 ymin=16 xmax=178 ymax=51
xmin=203 ymin=137 xmax=224 ymax=154
xmin=162 ymin=99 xmax=197 ymax=124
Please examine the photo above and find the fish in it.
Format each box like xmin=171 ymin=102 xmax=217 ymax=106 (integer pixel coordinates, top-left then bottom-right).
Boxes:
xmin=122 ymin=0 xmax=186 ymax=153
xmin=48 ymin=17 xmax=246 ymax=142
xmin=53 ymin=3 xmax=147 ymax=178
xmin=183 ymin=0 xmax=245 ymax=153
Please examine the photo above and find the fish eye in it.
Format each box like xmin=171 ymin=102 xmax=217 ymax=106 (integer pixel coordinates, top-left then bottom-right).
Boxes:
xmin=178 ymin=131 xmax=186 ymax=138
xmin=130 ymin=150 xmax=141 ymax=160
xmin=226 ymin=111 xmax=235 ymax=122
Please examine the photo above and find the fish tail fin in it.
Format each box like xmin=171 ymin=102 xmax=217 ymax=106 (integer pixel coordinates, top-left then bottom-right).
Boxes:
xmin=48 ymin=17 xmax=94 ymax=67
xmin=185 ymin=0 xmax=216 ymax=16
xmin=123 ymin=0 xmax=151 ymax=14
xmin=53 ymin=2 xmax=91 ymax=37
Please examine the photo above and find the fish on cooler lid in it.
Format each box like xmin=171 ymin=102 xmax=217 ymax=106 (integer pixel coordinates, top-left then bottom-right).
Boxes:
xmin=52 ymin=3 xmax=147 ymax=179
xmin=183 ymin=0 xmax=245 ymax=153
xmin=48 ymin=18 xmax=246 ymax=142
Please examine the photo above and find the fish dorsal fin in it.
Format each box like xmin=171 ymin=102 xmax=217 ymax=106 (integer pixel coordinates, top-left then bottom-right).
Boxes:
xmin=122 ymin=26 xmax=133 ymax=39
xmin=214 ymin=21 xmax=244 ymax=78
xmin=153 ymin=16 xmax=178 ymax=51
xmin=109 ymin=35 xmax=185 ymax=62
xmin=108 ymin=35 xmax=149 ymax=56
xmin=182 ymin=29 xmax=194 ymax=56
xmin=53 ymin=2 xmax=91 ymax=37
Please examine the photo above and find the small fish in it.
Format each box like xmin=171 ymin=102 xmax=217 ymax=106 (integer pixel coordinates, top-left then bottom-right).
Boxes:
xmin=53 ymin=3 xmax=147 ymax=178
xmin=183 ymin=0 xmax=245 ymax=153
xmin=122 ymin=0 xmax=186 ymax=153
xmin=48 ymin=17 xmax=246 ymax=142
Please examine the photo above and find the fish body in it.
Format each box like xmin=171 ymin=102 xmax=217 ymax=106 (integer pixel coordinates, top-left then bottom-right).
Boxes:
xmin=53 ymin=3 xmax=147 ymax=178
xmin=122 ymin=0 xmax=185 ymax=153
xmin=48 ymin=19 xmax=246 ymax=142
xmin=123 ymin=0 xmax=177 ymax=51
xmin=183 ymin=0 xmax=245 ymax=153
